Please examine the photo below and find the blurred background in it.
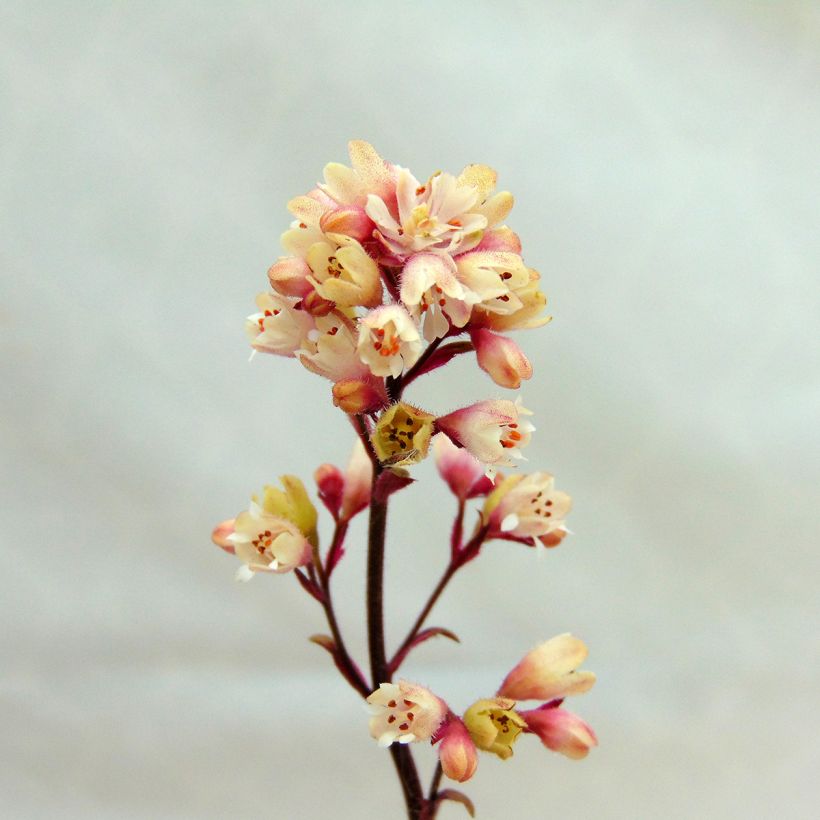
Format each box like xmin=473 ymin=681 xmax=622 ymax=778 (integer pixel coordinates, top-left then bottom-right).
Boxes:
xmin=2 ymin=1 xmax=818 ymax=817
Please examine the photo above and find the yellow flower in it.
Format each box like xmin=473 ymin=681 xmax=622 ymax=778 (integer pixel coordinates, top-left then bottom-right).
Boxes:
xmin=260 ymin=475 xmax=318 ymax=547
xmin=371 ymin=403 xmax=436 ymax=466
xmin=463 ymin=698 xmax=527 ymax=760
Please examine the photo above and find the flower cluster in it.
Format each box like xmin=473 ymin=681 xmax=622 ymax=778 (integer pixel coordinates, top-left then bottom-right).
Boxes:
xmin=211 ymin=142 xmax=595 ymax=816
xmin=247 ymin=140 xmax=550 ymax=469
xmin=366 ymin=635 xmax=597 ymax=783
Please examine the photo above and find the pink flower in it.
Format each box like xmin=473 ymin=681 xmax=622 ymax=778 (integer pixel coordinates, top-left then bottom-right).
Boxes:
xmin=357 ymin=305 xmax=422 ymax=379
xmin=519 ymin=704 xmax=598 ymax=760
xmin=470 ymin=328 xmax=533 ymax=389
xmin=400 ymin=252 xmax=476 ymax=341
xmin=366 ymin=168 xmax=488 ymax=261
xmin=498 ymin=634 xmax=596 ymax=702
xmin=483 ymin=472 xmax=572 ymax=543
xmin=367 ymin=681 xmax=448 ymax=747
xmin=432 ymin=433 xmax=493 ymax=500
xmin=433 ymin=716 xmax=479 ymax=783
xmin=298 ymin=314 xmax=370 ymax=382
xmin=436 ymin=397 xmax=535 ymax=466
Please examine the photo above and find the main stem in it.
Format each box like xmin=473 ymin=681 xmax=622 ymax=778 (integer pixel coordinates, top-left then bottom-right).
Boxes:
xmin=366 ymin=464 xmax=425 ymax=819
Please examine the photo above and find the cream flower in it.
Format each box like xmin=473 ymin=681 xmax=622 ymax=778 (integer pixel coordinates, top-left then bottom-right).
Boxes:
xmin=306 ymin=236 xmax=382 ymax=307
xmin=357 ymin=305 xmax=422 ymax=379
xmin=400 ymin=252 xmax=476 ymax=341
xmin=298 ymin=314 xmax=370 ymax=382
xmin=366 ymin=168 xmax=488 ymax=261
xmin=462 ymin=697 xmax=527 ymax=760
xmin=483 ymin=472 xmax=572 ymax=543
xmin=367 ymin=681 xmax=448 ymax=747
xmin=245 ymin=292 xmax=315 ymax=357
xmin=227 ymin=501 xmax=312 ymax=580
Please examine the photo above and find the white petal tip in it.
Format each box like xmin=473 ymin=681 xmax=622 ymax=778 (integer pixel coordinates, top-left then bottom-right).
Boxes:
xmin=500 ymin=513 xmax=519 ymax=532
xmin=234 ymin=565 xmax=255 ymax=582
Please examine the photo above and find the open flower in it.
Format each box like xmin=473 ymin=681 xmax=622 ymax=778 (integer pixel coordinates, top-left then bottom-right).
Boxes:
xmin=306 ymin=235 xmax=383 ymax=307
xmin=245 ymin=292 xmax=314 ymax=357
xmin=367 ymin=681 xmax=448 ymax=747
xmin=357 ymin=305 xmax=422 ymax=379
xmin=372 ymin=402 xmax=436 ymax=466
xmin=226 ymin=500 xmax=312 ymax=580
xmin=400 ymin=252 xmax=475 ymax=341
xmin=462 ymin=697 xmax=527 ymax=760
xmin=298 ymin=313 xmax=370 ymax=383
xmin=366 ymin=168 xmax=488 ymax=261
xmin=483 ymin=472 xmax=572 ymax=544
xmin=436 ymin=397 xmax=534 ymax=466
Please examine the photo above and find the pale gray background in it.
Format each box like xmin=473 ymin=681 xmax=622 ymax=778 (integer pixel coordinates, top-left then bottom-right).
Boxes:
xmin=2 ymin=1 xmax=818 ymax=818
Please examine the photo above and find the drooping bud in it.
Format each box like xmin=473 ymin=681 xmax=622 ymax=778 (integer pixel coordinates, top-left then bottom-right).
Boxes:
xmin=432 ymin=433 xmax=493 ymax=499
xmin=520 ymin=706 xmax=598 ymax=760
xmin=498 ymin=634 xmax=596 ymax=702
xmin=339 ymin=439 xmax=373 ymax=521
xmin=434 ymin=716 xmax=479 ymax=782
xmin=470 ymin=328 xmax=533 ymax=389
xmin=267 ymin=256 xmax=313 ymax=298
xmin=462 ymin=698 xmax=526 ymax=760
xmin=332 ymin=378 xmax=386 ymax=415
xmin=314 ymin=464 xmax=344 ymax=519
xmin=319 ymin=206 xmax=374 ymax=243
xmin=371 ymin=402 xmax=436 ymax=466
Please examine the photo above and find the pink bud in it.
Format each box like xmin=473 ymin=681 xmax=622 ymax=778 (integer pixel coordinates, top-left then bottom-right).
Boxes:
xmin=319 ymin=206 xmax=374 ymax=243
xmin=267 ymin=256 xmax=313 ymax=298
xmin=432 ymin=433 xmax=493 ymax=499
xmin=339 ymin=439 xmax=373 ymax=521
xmin=499 ymin=634 xmax=596 ymax=702
xmin=520 ymin=706 xmax=597 ymax=760
xmin=301 ymin=290 xmax=336 ymax=317
xmin=211 ymin=519 xmax=236 ymax=554
xmin=470 ymin=329 xmax=533 ymax=389
xmin=434 ymin=717 xmax=479 ymax=783
xmin=314 ymin=464 xmax=344 ymax=519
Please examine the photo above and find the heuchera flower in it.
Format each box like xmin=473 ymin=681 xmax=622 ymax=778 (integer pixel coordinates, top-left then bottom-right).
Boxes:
xmin=211 ymin=476 xmax=318 ymax=581
xmin=436 ymin=397 xmax=534 ymax=466
xmin=245 ymin=292 xmax=314 ymax=357
xmin=483 ymin=472 xmax=572 ymax=545
xmin=367 ymin=681 xmax=448 ymax=747
xmin=432 ymin=432 xmax=494 ymax=500
xmin=470 ymin=328 xmax=532 ymax=390
xmin=305 ymin=235 xmax=383 ymax=308
xmin=357 ymin=305 xmax=422 ymax=379
xmin=463 ymin=634 xmax=596 ymax=761
xmin=299 ymin=314 xmax=371 ymax=383
xmin=372 ymin=402 xmax=436 ymax=467
xmin=339 ymin=439 xmax=373 ymax=520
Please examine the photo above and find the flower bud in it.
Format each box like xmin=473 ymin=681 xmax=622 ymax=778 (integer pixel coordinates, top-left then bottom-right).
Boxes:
xmin=371 ymin=402 xmax=436 ymax=466
xmin=339 ymin=439 xmax=373 ymax=521
xmin=498 ymin=634 xmax=596 ymax=702
xmin=432 ymin=433 xmax=493 ymax=499
xmin=434 ymin=717 xmax=479 ymax=782
xmin=520 ymin=706 xmax=597 ymax=760
xmin=320 ymin=206 xmax=374 ymax=243
xmin=267 ymin=256 xmax=313 ymax=298
xmin=332 ymin=378 xmax=386 ymax=415
xmin=471 ymin=328 xmax=532 ymax=389
xmin=314 ymin=464 xmax=344 ymax=519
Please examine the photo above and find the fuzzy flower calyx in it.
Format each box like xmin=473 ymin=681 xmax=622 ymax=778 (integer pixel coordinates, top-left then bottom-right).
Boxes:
xmin=372 ymin=402 xmax=436 ymax=467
